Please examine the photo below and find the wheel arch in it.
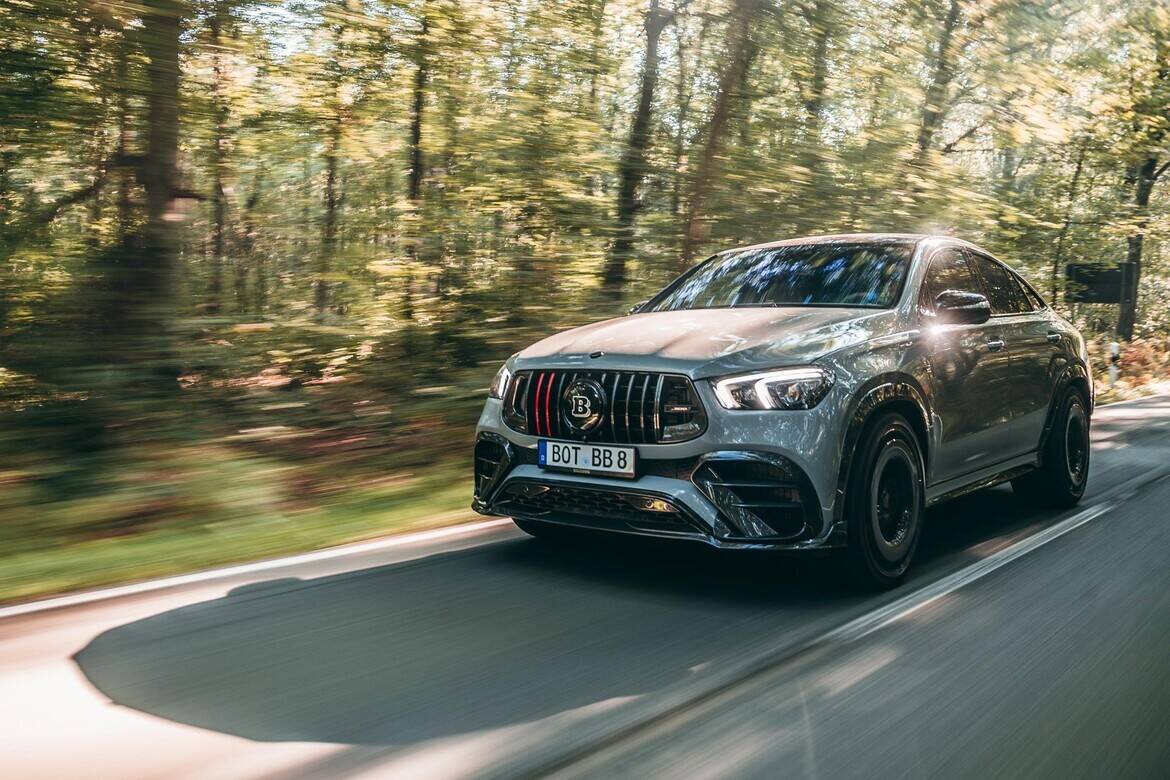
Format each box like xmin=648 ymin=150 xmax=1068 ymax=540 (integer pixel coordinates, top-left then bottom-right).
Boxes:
xmin=1036 ymin=363 xmax=1093 ymax=462
xmin=832 ymin=375 xmax=932 ymax=529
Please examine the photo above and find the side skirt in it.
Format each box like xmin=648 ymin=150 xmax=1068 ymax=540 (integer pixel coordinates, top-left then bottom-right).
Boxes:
xmin=925 ymin=452 xmax=1038 ymax=507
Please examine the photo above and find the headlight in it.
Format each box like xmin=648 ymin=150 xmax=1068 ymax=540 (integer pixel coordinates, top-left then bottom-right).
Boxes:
xmin=711 ymin=367 xmax=834 ymax=410
xmin=488 ymin=364 xmax=512 ymax=400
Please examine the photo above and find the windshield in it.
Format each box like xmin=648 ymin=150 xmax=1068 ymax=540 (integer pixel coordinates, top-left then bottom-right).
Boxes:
xmin=648 ymin=241 xmax=914 ymax=311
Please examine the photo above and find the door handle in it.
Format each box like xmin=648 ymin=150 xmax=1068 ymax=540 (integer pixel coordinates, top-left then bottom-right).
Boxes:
xmin=986 ymin=338 xmax=1006 ymax=352
xmin=1046 ymin=332 xmax=1062 ymax=343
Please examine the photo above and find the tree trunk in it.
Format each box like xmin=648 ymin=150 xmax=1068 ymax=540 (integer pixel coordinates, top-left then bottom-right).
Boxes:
xmin=315 ymin=114 xmax=341 ymax=315
xmin=0 ymin=146 xmax=12 ymax=349
xmin=403 ymin=4 xmax=429 ymax=321
xmin=242 ymin=168 xmax=264 ymax=313
xmin=678 ymin=0 xmax=763 ymax=268
xmin=797 ymin=0 xmax=832 ymax=231
xmin=671 ymin=16 xmax=691 ymax=217
xmin=87 ymin=119 xmax=107 ymax=250
xmin=913 ymin=0 xmax=962 ymax=165
xmin=407 ymin=10 xmax=428 ymax=205
xmin=1117 ymin=156 xmax=1159 ymax=340
xmin=1051 ymin=142 xmax=1085 ymax=305
xmin=208 ymin=8 xmax=228 ymax=313
xmin=115 ymin=32 xmax=133 ymax=239
xmin=802 ymin=0 xmax=831 ymax=169
xmin=601 ymin=0 xmax=669 ymax=297
xmin=131 ymin=0 xmax=184 ymax=389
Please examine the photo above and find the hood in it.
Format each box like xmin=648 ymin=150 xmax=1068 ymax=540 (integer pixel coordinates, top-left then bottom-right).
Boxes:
xmin=515 ymin=307 xmax=900 ymax=378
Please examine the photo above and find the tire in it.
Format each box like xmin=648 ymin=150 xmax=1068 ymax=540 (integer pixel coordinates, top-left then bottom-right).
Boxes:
xmin=845 ymin=412 xmax=926 ymax=589
xmin=1012 ymin=388 xmax=1090 ymax=508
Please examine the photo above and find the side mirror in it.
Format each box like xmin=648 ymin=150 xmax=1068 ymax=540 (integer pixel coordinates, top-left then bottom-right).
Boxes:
xmin=627 ymin=300 xmax=649 ymax=315
xmin=934 ymin=290 xmax=991 ymax=325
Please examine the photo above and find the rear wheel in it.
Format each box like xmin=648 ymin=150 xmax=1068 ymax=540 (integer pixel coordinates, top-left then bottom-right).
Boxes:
xmin=845 ymin=413 xmax=925 ymax=589
xmin=1012 ymin=388 xmax=1090 ymax=507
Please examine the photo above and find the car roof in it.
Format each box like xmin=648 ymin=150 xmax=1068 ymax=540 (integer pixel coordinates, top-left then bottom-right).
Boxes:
xmin=718 ymin=233 xmax=963 ymax=255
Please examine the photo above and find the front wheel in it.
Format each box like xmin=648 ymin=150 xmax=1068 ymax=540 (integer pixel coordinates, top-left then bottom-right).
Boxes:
xmin=1012 ymin=388 xmax=1090 ymax=508
xmin=844 ymin=413 xmax=926 ymax=589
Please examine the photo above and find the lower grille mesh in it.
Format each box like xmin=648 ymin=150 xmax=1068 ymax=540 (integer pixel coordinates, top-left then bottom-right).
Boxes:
xmin=495 ymin=481 xmax=701 ymax=536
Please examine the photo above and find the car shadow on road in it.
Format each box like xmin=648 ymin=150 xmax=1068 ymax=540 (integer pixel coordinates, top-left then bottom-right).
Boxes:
xmin=73 ymin=486 xmax=1059 ymax=751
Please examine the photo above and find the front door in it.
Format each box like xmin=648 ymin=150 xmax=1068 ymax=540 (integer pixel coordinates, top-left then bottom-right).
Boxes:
xmin=919 ymin=246 xmax=1016 ymax=484
xmin=967 ymin=251 xmax=1059 ymax=454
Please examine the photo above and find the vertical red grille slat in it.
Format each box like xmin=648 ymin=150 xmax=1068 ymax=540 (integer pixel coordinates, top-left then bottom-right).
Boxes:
xmin=533 ymin=372 xmax=547 ymax=436
xmin=542 ymin=370 xmax=555 ymax=438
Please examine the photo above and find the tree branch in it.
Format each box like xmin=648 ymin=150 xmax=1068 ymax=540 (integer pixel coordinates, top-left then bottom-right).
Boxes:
xmin=170 ymin=187 xmax=208 ymax=201
xmin=941 ymin=120 xmax=985 ymax=154
xmin=1153 ymin=158 xmax=1170 ymax=181
xmin=28 ymin=169 xmax=109 ymax=228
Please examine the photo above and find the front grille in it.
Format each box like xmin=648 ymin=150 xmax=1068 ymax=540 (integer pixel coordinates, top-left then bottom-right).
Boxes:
xmin=495 ymin=480 xmax=702 ymax=536
xmin=692 ymin=456 xmax=820 ymax=541
xmin=503 ymin=370 xmax=706 ymax=444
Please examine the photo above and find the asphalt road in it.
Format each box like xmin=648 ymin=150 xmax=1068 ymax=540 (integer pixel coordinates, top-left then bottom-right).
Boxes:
xmin=3 ymin=396 xmax=1170 ymax=779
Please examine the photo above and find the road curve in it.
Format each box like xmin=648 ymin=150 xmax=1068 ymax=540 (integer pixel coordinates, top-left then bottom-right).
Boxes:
xmin=3 ymin=396 xmax=1170 ymax=779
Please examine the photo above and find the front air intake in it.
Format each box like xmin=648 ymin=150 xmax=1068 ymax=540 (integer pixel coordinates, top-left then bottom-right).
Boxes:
xmin=692 ymin=455 xmax=819 ymax=541
xmin=473 ymin=435 xmax=512 ymax=501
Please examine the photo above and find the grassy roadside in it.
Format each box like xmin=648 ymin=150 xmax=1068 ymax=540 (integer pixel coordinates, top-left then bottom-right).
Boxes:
xmin=0 ymin=459 xmax=476 ymax=605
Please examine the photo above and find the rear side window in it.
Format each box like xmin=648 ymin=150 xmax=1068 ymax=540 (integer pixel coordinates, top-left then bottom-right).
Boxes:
xmin=968 ymin=252 xmax=1030 ymax=314
xmin=1018 ymin=277 xmax=1047 ymax=310
xmin=920 ymin=248 xmax=978 ymax=314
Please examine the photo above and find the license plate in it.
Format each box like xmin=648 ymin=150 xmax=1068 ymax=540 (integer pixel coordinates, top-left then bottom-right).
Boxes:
xmin=538 ymin=440 xmax=636 ymax=478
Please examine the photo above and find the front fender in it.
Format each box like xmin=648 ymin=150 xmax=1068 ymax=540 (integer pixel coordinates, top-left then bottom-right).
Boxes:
xmin=831 ymin=375 xmax=934 ymax=534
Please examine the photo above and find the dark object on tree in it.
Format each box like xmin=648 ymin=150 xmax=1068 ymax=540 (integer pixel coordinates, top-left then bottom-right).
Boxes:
xmin=1065 ymin=263 xmax=1135 ymax=304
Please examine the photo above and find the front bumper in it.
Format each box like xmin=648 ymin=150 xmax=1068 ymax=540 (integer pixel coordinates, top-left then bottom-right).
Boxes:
xmin=472 ymin=429 xmax=844 ymax=551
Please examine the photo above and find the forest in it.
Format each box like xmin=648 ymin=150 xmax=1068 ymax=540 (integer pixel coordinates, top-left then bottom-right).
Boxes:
xmin=3 ymin=0 xmax=1170 ymax=598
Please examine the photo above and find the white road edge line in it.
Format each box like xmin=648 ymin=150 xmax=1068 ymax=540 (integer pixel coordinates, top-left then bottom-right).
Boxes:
xmin=823 ymin=502 xmax=1114 ymax=644
xmin=0 ymin=518 xmax=513 ymax=620
xmin=2 ymin=393 xmax=1160 ymax=621
xmin=1098 ymin=392 xmax=1168 ymax=408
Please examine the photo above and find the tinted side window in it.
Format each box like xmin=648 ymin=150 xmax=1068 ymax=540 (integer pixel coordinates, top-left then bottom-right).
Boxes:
xmin=969 ymin=253 xmax=1030 ymax=314
xmin=920 ymin=248 xmax=978 ymax=314
xmin=1018 ymin=277 xmax=1046 ymax=310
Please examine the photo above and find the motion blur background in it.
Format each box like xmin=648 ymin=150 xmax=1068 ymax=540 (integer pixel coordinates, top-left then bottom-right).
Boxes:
xmin=3 ymin=0 xmax=1170 ymax=601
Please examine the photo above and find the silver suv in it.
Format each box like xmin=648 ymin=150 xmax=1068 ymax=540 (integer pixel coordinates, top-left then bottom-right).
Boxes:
xmin=472 ymin=234 xmax=1092 ymax=587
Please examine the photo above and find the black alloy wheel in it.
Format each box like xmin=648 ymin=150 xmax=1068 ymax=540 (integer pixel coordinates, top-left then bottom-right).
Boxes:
xmin=846 ymin=412 xmax=925 ymax=589
xmin=1013 ymin=387 xmax=1090 ymax=508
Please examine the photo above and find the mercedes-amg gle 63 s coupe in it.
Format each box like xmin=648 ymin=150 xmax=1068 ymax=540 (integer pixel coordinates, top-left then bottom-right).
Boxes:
xmin=472 ymin=234 xmax=1092 ymax=587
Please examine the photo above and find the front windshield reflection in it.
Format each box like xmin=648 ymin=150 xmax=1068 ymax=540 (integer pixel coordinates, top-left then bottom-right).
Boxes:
xmin=649 ymin=242 xmax=914 ymax=312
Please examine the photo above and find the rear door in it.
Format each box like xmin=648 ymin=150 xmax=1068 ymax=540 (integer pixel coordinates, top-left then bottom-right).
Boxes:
xmin=966 ymin=251 xmax=1052 ymax=457
xmin=918 ymin=246 xmax=1014 ymax=483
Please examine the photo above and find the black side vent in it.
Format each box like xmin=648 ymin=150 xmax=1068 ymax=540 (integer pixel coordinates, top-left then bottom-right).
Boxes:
xmin=692 ymin=456 xmax=819 ymax=541
xmin=473 ymin=435 xmax=512 ymax=500
xmin=503 ymin=370 xmax=706 ymax=444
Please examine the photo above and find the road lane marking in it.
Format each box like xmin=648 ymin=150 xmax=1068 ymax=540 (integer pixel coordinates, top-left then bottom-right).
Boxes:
xmin=0 ymin=518 xmax=513 ymax=620
xmin=823 ymin=502 xmax=1114 ymax=643
xmin=1098 ymin=392 xmax=1168 ymax=408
